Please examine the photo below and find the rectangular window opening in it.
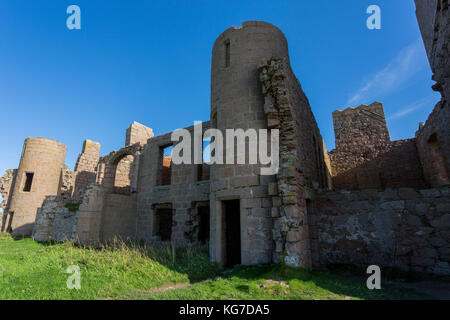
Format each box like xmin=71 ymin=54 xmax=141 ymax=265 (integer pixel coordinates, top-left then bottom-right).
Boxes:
xmin=225 ymin=40 xmax=230 ymax=68
xmin=159 ymin=145 xmax=172 ymax=186
xmin=23 ymin=172 xmax=34 ymax=192
xmin=197 ymin=138 xmax=211 ymax=181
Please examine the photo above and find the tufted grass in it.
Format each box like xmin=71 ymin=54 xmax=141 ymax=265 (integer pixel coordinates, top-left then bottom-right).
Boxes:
xmin=0 ymin=232 xmax=219 ymax=300
xmin=0 ymin=233 xmax=431 ymax=300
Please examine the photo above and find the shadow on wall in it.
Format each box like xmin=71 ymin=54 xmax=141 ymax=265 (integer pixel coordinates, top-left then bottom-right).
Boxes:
xmin=10 ymin=223 xmax=34 ymax=238
xmin=331 ymin=140 xmax=426 ymax=190
xmin=74 ymin=171 xmax=96 ymax=196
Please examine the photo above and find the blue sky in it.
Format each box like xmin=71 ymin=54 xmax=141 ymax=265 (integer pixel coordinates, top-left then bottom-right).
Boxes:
xmin=0 ymin=0 xmax=439 ymax=179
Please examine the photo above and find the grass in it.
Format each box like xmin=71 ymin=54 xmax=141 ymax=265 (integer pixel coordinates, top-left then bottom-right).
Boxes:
xmin=0 ymin=233 xmax=431 ymax=300
xmin=117 ymin=264 xmax=432 ymax=300
xmin=0 ymin=233 xmax=219 ymax=300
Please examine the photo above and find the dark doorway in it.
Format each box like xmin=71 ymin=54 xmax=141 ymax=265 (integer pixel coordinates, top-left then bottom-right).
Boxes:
xmin=157 ymin=208 xmax=173 ymax=241
xmin=224 ymin=200 xmax=241 ymax=268
xmin=198 ymin=206 xmax=210 ymax=243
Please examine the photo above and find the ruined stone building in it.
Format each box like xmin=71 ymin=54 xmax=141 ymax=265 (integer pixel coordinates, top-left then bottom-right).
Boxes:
xmin=0 ymin=1 xmax=449 ymax=276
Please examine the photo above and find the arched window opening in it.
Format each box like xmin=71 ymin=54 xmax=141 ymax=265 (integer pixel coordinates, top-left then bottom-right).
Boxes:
xmin=113 ymin=154 xmax=134 ymax=195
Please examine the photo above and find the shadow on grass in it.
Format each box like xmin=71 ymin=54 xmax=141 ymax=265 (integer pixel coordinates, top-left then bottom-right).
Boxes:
xmin=220 ymin=264 xmax=434 ymax=300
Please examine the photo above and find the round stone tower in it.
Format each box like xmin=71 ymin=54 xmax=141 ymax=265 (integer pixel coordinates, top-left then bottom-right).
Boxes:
xmin=8 ymin=137 xmax=67 ymax=236
xmin=211 ymin=21 xmax=289 ymax=124
xmin=209 ymin=21 xmax=290 ymax=266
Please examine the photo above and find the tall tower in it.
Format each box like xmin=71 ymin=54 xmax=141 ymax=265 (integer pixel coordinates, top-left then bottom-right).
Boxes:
xmin=8 ymin=137 xmax=67 ymax=236
xmin=210 ymin=21 xmax=290 ymax=266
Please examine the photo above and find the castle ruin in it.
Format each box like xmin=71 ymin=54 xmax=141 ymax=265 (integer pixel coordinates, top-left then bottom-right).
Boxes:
xmin=0 ymin=1 xmax=449 ymax=276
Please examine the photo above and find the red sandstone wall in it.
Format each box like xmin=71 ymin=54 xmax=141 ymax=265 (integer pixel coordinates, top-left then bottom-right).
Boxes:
xmin=414 ymin=0 xmax=450 ymax=188
xmin=331 ymin=139 xmax=425 ymax=190
xmin=101 ymin=193 xmax=138 ymax=242
xmin=136 ymin=123 xmax=211 ymax=245
xmin=259 ymin=56 xmax=330 ymax=268
xmin=416 ymin=101 xmax=450 ymax=187
xmin=73 ymin=140 xmax=100 ymax=196
xmin=161 ymin=155 xmax=172 ymax=186
xmin=125 ymin=121 xmax=154 ymax=146
xmin=329 ymin=103 xmax=426 ymax=190
xmin=113 ymin=154 xmax=134 ymax=194
xmin=8 ymin=138 xmax=67 ymax=236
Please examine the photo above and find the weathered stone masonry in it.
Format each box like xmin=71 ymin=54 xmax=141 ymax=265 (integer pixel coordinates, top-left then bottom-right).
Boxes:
xmin=259 ymin=57 xmax=330 ymax=268
xmin=1 ymin=1 xmax=449 ymax=277
xmin=310 ymin=187 xmax=450 ymax=276
xmin=0 ymin=169 xmax=17 ymax=232
xmin=415 ymin=0 xmax=450 ymax=188
xmin=329 ymin=103 xmax=425 ymax=190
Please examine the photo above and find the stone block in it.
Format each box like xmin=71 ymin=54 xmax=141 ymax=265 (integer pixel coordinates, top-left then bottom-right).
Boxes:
xmin=271 ymin=207 xmax=280 ymax=217
xmin=268 ymin=182 xmax=278 ymax=196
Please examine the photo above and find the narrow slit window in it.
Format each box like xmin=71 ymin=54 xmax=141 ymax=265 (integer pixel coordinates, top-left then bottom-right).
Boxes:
xmin=23 ymin=172 xmax=34 ymax=192
xmin=225 ymin=41 xmax=230 ymax=67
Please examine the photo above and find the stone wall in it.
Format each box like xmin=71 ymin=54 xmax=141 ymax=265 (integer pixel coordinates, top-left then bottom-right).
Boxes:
xmin=333 ymin=102 xmax=390 ymax=158
xmin=414 ymin=0 xmax=450 ymax=188
xmin=97 ymin=143 xmax=142 ymax=194
xmin=310 ymin=187 xmax=450 ymax=277
xmin=136 ymin=123 xmax=211 ymax=245
xmin=415 ymin=101 xmax=450 ymax=187
xmin=331 ymin=138 xmax=425 ymax=190
xmin=8 ymin=137 xmax=67 ymax=236
xmin=73 ymin=140 xmax=100 ymax=197
xmin=125 ymin=121 xmax=154 ymax=146
xmin=330 ymin=103 xmax=390 ymax=184
xmin=73 ymin=184 xmax=105 ymax=245
xmin=32 ymin=196 xmax=77 ymax=242
xmin=329 ymin=103 xmax=426 ymax=190
xmin=415 ymin=0 xmax=449 ymax=101
xmin=101 ymin=193 xmax=137 ymax=242
xmin=0 ymin=169 xmax=16 ymax=212
xmin=209 ymin=21 xmax=286 ymax=266
xmin=259 ymin=56 xmax=329 ymax=268
xmin=33 ymin=184 xmax=107 ymax=245
xmin=113 ymin=154 xmax=134 ymax=194
xmin=0 ymin=169 xmax=17 ymax=232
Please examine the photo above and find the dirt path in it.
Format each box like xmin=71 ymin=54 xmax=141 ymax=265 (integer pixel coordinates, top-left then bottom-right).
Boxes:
xmin=145 ymin=282 xmax=192 ymax=292
xmin=100 ymin=281 xmax=195 ymax=299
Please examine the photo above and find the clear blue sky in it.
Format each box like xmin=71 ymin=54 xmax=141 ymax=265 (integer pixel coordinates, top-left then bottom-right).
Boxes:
xmin=0 ymin=0 xmax=439 ymax=178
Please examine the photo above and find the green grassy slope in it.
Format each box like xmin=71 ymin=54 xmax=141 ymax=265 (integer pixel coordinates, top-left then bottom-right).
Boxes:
xmin=0 ymin=233 xmax=219 ymax=299
xmin=0 ymin=233 xmax=431 ymax=300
